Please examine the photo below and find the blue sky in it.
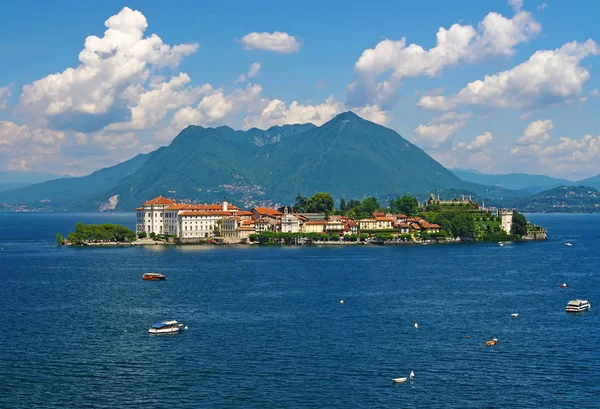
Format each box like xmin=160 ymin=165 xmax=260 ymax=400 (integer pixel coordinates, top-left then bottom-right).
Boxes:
xmin=1 ymin=0 xmax=599 ymax=179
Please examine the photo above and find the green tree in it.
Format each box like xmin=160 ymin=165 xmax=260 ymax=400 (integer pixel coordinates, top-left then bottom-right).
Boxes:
xmin=340 ymin=198 xmax=347 ymax=212
xmin=56 ymin=233 xmax=64 ymax=246
xmin=511 ymin=211 xmax=528 ymax=237
xmin=293 ymin=194 xmax=308 ymax=213
xmin=390 ymin=195 xmax=419 ymax=216
xmin=138 ymin=231 xmax=147 ymax=239
xmin=306 ymin=192 xmax=335 ymax=215
xmin=330 ymin=233 xmax=341 ymax=241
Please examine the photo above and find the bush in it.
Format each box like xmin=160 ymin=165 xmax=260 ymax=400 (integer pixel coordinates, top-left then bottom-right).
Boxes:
xmin=56 ymin=233 xmax=64 ymax=246
xmin=138 ymin=231 xmax=147 ymax=239
xmin=149 ymin=232 xmax=157 ymax=240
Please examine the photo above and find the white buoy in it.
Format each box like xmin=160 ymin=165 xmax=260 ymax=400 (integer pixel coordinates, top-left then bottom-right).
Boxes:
xmin=410 ymin=370 xmax=415 ymax=380
xmin=339 ymin=299 xmax=344 ymax=304
xmin=414 ymin=322 xmax=418 ymax=329
xmin=184 ymin=326 xmax=189 ymax=330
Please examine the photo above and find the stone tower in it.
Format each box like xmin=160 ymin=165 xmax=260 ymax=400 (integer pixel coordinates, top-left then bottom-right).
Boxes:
xmin=500 ymin=210 xmax=514 ymax=234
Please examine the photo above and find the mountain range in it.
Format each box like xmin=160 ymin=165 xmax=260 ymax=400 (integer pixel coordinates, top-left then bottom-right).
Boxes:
xmin=1 ymin=111 xmax=599 ymax=212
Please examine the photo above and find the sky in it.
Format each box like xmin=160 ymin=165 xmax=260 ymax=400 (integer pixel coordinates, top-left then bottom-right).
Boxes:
xmin=0 ymin=0 xmax=599 ymax=180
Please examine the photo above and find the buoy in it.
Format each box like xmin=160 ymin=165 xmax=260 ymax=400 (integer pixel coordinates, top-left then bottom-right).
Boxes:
xmin=414 ymin=322 xmax=418 ymax=329
xmin=184 ymin=326 xmax=189 ymax=330
xmin=410 ymin=370 xmax=415 ymax=380
xmin=339 ymin=299 xmax=344 ymax=304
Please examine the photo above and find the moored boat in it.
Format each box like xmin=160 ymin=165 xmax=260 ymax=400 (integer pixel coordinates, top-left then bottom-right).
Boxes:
xmin=149 ymin=320 xmax=185 ymax=334
xmin=142 ymin=272 xmax=166 ymax=281
xmin=565 ymin=299 xmax=591 ymax=313
xmin=392 ymin=377 xmax=407 ymax=384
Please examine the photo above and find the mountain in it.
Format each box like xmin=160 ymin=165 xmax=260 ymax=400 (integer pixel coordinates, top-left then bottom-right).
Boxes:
xmin=86 ymin=112 xmax=482 ymax=211
xmin=0 ymin=153 xmax=151 ymax=205
xmin=0 ymin=183 xmax=30 ymax=192
xmin=576 ymin=174 xmax=600 ymax=190
xmin=508 ymin=185 xmax=600 ymax=213
xmin=0 ymin=170 xmax=64 ymax=185
xmin=452 ymin=169 xmax=571 ymax=192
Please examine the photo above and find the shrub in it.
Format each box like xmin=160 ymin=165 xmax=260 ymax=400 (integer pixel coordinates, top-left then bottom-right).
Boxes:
xmin=138 ymin=231 xmax=147 ymax=239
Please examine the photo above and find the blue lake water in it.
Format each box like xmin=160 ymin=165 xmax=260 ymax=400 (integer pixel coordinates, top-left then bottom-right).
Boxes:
xmin=1 ymin=213 xmax=599 ymax=408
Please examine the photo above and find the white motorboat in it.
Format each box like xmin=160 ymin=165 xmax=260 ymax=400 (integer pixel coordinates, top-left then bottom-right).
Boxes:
xmin=565 ymin=242 xmax=573 ymax=246
xmin=392 ymin=377 xmax=407 ymax=384
xmin=498 ymin=242 xmax=504 ymax=247
xmin=149 ymin=320 xmax=185 ymax=334
xmin=511 ymin=313 xmax=519 ymax=317
xmin=565 ymin=300 xmax=591 ymax=313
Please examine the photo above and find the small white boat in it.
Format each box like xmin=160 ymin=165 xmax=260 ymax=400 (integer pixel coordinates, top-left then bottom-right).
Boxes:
xmin=410 ymin=370 xmax=415 ymax=380
xmin=414 ymin=322 xmax=418 ymax=329
xmin=498 ymin=242 xmax=504 ymax=247
xmin=566 ymin=299 xmax=591 ymax=313
xmin=392 ymin=377 xmax=407 ymax=384
xmin=149 ymin=320 xmax=185 ymax=334
xmin=339 ymin=299 xmax=344 ymax=304
xmin=565 ymin=242 xmax=573 ymax=246
xmin=560 ymin=283 xmax=567 ymax=288
xmin=511 ymin=313 xmax=519 ymax=317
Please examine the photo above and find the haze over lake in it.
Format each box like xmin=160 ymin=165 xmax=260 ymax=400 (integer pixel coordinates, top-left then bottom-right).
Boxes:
xmin=1 ymin=213 xmax=599 ymax=408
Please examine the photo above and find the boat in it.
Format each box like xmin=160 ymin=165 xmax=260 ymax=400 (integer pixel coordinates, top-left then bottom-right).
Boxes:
xmin=486 ymin=338 xmax=498 ymax=346
xmin=498 ymin=242 xmax=504 ymax=247
xmin=565 ymin=299 xmax=591 ymax=313
xmin=565 ymin=242 xmax=573 ymax=246
xmin=392 ymin=377 xmax=407 ymax=384
xmin=414 ymin=322 xmax=418 ymax=329
xmin=511 ymin=313 xmax=519 ymax=317
xmin=142 ymin=272 xmax=166 ymax=281
xmin=149 ymin=320 xmax=185 ymax=334
xmin=560 ymin=283 xmax=567 ymax=288
xmin=410 ymin=371 xmax=415 ymax=380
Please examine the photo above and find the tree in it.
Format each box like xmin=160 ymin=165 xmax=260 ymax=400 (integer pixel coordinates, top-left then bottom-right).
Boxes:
xmin=330 ymin=233 xmax=340 ymax=241
xmin=340 ymin=198 xmax=347 ymax=212
xmin=511 ymin=212 xmax=528 ymax=237
xmin=138 ymin=231 xmax=147 ymax=239
xmin=390 ymin=195 xmax=419 ymax=216
xmin=293 ymin=194 xmax=308 ymax=213
xmin=56 ymin=233 xmax=64 ymax=246
xmin=306 ymin=192 xmax=335 ymax=215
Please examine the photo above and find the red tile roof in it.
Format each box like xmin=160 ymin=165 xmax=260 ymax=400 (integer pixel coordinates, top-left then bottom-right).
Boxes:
xmin=253 ymin=207 xmax=283 ymax=216
xmin=165 ymin=203 xmax=240 ymax=211
xmin=375 ymin=217 xmax=393 ymax=222
xmin=144 ymin=196 xmax=176 ymax=206
xmin=305 ymin=221 xmax=328 ymax=225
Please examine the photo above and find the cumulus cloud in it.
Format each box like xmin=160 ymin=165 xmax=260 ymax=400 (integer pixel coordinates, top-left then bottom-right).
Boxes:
xmin=517 ymin=119 xmax=554 ymax=145
xmin=591 ymin=89 xmax=600 ymax=97
xmin=518 ymin=112 xmax=532 ymax=120
xmin=0 ymin=86 xmax=12 ymax=110
xmin=242 ymin=96 xmax=344 ymax=129
xmin=347 ymin=7 xmax=540 ymax=109
xmin=456 ymin=131 xmax=494 ymax=151
xmin=235 ymin=62 xmax=262 ymax=83
xmin=508 ymin=0 xmax=523 ymax=12
xmin=239 ymin=32 xmax=301 ymax=53
xmin=418 ymin=40 xmax=600 ymax=111
xmin=168 ymin=83 xmax=264 ymax=134
xmin=413 ymin=111 xmax=471 ymax=149
xmin=19 ymin=7 xmax=198 ymax=132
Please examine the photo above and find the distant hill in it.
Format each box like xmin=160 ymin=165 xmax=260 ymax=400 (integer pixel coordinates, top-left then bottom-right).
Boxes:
xmin=0 ymin=183 xmax=30 ymax=192
xmin=0 ymin=153 xmax=151 ymax=205
xmin=576 ymin=174 xmax=600 ymax=190
xmin=0 ymin=170 xmax=64 ymax=185
xmin=509 ymin=185 xmax=600 ymax=213
xmin=452 ymin=169 xmax=571 ymax=192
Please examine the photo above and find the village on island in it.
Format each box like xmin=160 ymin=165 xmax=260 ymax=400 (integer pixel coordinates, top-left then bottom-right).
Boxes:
xmin=59 ymin=192 xmax=547 ymax=246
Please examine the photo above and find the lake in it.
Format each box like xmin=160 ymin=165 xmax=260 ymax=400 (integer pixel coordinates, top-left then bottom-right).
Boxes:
xmin=1 ymin=213 xmax=598 ymax=408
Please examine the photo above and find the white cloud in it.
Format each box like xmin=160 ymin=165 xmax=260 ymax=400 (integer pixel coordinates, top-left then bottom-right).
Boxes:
xmin=351 ymin=105 xmax=388 ymax=125
xmin=19 ymin=7 xmax=198 ymax=132
xmin=538 ymin=3 xmax=548 ymax=11
xmin=518 ymin=112 xmax=531 ymax=120
xmin=347 ymin=7 xmax=540 ymax=108
xmin=508 ymin=0 xmax=523 ymax=12
xmin=108 ymin=73 xmax=205 ymax=131
xmin=591 ymin=89 xmax=600 ymax=97
xmin=169 ymin=83 xmax=264 ymax=133
xmin=239 ymin=32 xmax=301 ymax=53
xmin=517 ymin=119 xmax=554 ymax=145
xmin=456 ymin=131 xmax=494 ymax=151
xmin=418 ymin=40 xmax=600 ymax=111
xmin=235 ymin=62 xmax=262 ymax=84
xmin=242 ymin=96 xmax=344 ymax=129
xmin=413 ymin=122 xmax=465 ymax=149
xmin=0 ymin=86 xmax=12 ymax=110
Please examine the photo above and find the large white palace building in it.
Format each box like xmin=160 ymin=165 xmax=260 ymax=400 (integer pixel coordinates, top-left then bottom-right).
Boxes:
xmin=135 ymin=196 xmax=242 ymax=239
